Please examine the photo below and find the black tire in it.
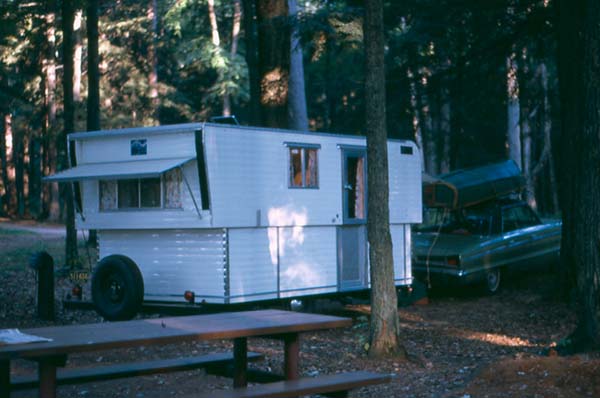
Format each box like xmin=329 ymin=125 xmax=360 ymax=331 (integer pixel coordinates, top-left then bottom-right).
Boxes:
xmin=483 ymin=267 xmax=502 ymax=294
xmin=92 ymin=255 xmax=144 ymax=321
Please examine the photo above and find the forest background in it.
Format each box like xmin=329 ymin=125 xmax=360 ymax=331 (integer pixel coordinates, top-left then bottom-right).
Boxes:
xmin=0 ymin=0 xmax=557 ymax=223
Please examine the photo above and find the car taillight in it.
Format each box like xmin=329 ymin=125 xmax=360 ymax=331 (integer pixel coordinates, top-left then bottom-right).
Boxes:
xmin=72 ymin=284 xmax=83 ymax=300
xmin=446 ymin=256 xmax=460 ymax=267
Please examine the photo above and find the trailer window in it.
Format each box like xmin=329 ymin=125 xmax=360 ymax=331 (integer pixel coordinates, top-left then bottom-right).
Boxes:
xmin=99 ymin=169 xmax=182 ymax=211
xmin=289 ymin=146 xmax=318 ymax=188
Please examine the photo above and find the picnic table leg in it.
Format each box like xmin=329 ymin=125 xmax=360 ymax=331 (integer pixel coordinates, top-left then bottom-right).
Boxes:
xmin=0 ymin=360 xmax=9 ymax=398
xmin=37 ymin=356 xmax=66 ymax=398
xmin=233 ymin=337 xmax=247 ymax=388
xmin=283 ymin=333 xmax=299 ymax=380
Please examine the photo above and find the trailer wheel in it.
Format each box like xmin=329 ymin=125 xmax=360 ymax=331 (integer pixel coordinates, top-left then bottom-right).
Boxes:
xmin=92 ymin=255 xmax=144 ymax=321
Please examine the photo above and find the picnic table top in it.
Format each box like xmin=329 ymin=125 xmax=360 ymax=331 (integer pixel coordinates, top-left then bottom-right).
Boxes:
xmin=0 ymin=310 xmax=352 ymax=360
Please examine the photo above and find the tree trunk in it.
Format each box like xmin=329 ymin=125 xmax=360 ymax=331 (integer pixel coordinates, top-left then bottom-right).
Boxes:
xmin=408 ymin=68 xmax=425 ymax=170
xmin=556 ymin=0 xmax=600 ymax=353
xmin=419 ymin=76 xmax=436 ymax=175
xmin=506 ymin=51 xmax=522 ymax=170
xmin=521 ymin=98 xmax=536 ymax=209
xmin=538 ymin=62 xmax=559 ymax=214
xmin=439 ymin=86 xmax=451 ymax=174
xmin=45 ymin=0 xmax=60 ymax=221
xmin=223 ymin=0 xmax=242 ymax=117
xmin=148 ymin=0 xmax=159 ymax=122
xmin=62 ymin=0 xmax=79 ymax=268
xmin=256 ymin=0 xmax=290 ymax=128
xmin=0 ymin=114 xmax=10 ymax=216
xmin=364 ymin=0 xmax=403 ymax=359
xmin=86 ymin=0 xmax=100 ymax=246
xmin=86 ymin=0 xmax=100 ymax=131
xmin=286 ymin=0 xmax=308 ymax=131
xmin=28 ymin=135 xmax=42 ymax=219
xmin=242 ymin=0 xmax=261 ymax=125
xmin=12 ymin=130 xmax=25 ymax=218
xmin=2 ymin=115 xmax=15 ymax=216
xmin=73 ymin=9 xmax=83 ymax=103
xmin=570 ymin=0 xmax=600 ymax=351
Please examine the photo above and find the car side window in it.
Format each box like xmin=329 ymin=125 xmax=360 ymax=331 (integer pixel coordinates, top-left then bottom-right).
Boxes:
xmin=502 ymin=205 xmax=540 ymax=233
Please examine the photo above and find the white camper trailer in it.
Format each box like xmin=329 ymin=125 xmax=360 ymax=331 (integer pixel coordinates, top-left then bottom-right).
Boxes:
xmin=46 ymin=123 xmax=422 ymax=320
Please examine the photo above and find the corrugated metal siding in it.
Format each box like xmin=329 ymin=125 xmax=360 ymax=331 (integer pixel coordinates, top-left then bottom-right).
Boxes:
xmin=390 ymin=224 xmax=412 ymax=284
xmin=77 ymin=161 xmax=208 ymax=230
xmin=388 ymin=141 xmax=423 ymax=224
xmin=278 ymin=226 xmax=338 ymax=296
xmin=99 ymin=229 xmax=226 ymax=303
xmin=227 ymin=228 xmax=278 ymax=303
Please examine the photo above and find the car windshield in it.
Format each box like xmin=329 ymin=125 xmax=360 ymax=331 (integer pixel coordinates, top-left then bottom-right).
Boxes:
xmin=415 ymin=205 xmax=494 ymax=236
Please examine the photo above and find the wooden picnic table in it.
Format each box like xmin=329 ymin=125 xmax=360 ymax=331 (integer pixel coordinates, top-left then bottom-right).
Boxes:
xmin=0 ymin=309 xmax=352 ymax=398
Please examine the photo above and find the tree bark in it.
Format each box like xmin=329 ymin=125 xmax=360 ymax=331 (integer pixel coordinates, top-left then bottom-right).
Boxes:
xmin=506 ymin=50 xmax=522 ymax=170
xmin=286 ymin=0 xmax=308 ymax=131
xmin=256 ymin=0 xmax=290 ymax=128
xmin=62 ymin=0 xmax=79 ymax=268
xmin=73 ymin=9 xmax=83 ymax=103
xmin=556 ymin=0 xmax=600 ymax=352
xmin=242 ymin=0 xmax=261 ymax=125
xmin=148 ymin=0 xmax=159 ymax=123
xmin=408 ymin=68 xmax=424 ymax=170
xmin=12 ymin=129 xmax=25 ymax=217
xmin=45 ymin=0 xmax=60 ymax=221
xmin=364 ymin=0 xmax=403 ymax=359
xmin=439 ymin=86 xmax=451 ymax=174
xmin=223 ymin=0 xmax=242 ymax=117
xmin=0 ymin=115 xmax=11 ymax=216
xmin=538 ymin=62 xmax=559 ymax=214
xmin=86 ymin=0 xmax=100 ymax=246
xmin=86 ymin=0 xmax=100 ymax=131
xmin=571 ymin=0 xmax=600 ymax=351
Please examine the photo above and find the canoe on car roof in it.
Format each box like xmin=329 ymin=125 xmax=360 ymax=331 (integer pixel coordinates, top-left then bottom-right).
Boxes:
xmin=422 ymin=160 xmax=525 ymax=210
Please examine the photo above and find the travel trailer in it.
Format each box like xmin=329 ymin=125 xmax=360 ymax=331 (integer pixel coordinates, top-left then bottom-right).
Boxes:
xmin=46 ymin=123 xmax=422 ymax=320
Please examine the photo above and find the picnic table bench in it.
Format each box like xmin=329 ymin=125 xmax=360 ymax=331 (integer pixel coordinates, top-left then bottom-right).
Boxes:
xmin=0 ymin=310 xmax=389 ymax=398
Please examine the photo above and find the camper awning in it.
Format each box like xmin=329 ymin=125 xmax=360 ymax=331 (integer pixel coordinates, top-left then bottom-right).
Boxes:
xmin=44 ymin=157 xmax=195 ymax=182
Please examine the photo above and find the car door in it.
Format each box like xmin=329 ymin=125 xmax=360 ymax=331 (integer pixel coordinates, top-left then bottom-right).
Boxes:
xmin=500 ymin=203 xmax=543 ymax=268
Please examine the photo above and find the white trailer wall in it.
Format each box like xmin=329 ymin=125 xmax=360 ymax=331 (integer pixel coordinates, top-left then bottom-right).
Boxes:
xmin=99 ymin=229 xmax=227 ymax=303
xmin=203 ymin=125 xmax=422 ymax=228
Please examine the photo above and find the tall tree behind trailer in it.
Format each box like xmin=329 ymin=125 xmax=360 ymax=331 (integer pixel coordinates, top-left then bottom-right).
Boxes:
xmin=61 ymin=0 xmax=79 ymax=267
xmin=364 ymin=0 xmax=404 ymax=358
xmin=506 ymin=49 xmax=522 ymax=170
xmin=256 ymin=0 xmax=290 ymax=128
xmin=87 ymin=0 xmax=100 ymax=246
xmin=556 ymin=0 xmax=600 ymax=352
xmin=148 ymin=0 xmax=159 ymax=122
xmin=87 ymin=0 xmax=100 ymax=132
xmin=287 ymin=0 xmax=308 ymax=131
xmin=242 ymin=0 xmax=261 ymax=125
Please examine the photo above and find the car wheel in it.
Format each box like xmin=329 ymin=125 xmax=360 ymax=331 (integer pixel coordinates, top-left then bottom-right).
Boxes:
xmin=484 ymin=267 xmax=501 ymax=294
xmin=92 ymin=255 xmax=144 ymax=321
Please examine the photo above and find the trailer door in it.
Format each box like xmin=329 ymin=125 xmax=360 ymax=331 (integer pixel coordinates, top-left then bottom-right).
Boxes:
xmin=338 ymin=148 xmax=368 ymax=290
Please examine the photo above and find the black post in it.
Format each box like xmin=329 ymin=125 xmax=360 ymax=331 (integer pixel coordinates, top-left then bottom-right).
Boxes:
xmin=29 ymin=251 xmax=55 ymax=321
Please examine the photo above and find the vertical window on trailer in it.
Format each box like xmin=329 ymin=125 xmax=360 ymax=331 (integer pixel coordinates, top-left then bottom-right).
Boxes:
xmin=288 ymin=144 xmax=319 ymax=188
xmin=99 ymin=168 xmax=182 ymax=211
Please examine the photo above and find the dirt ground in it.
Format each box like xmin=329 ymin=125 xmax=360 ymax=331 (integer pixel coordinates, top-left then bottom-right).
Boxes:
xmin=1 ymin=221 xmax=599 ymax=397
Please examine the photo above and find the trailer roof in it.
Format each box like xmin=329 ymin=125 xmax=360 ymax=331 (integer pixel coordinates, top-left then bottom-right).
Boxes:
xmin=67 ymin=122 xmax=416 ymax=145
xmin=43 ymin=157 xmax=194 ymax=182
